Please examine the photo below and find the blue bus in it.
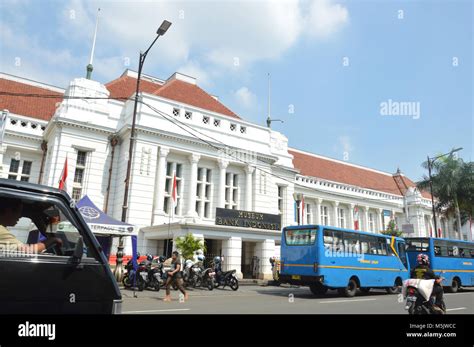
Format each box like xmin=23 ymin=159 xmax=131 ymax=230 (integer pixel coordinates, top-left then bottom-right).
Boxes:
xmin=279 ymin=225 xmax=410 ymax=297
xmin=405 ymin=237 xmax=474 ymax=293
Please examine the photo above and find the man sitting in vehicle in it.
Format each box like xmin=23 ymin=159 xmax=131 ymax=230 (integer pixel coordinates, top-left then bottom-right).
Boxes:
xmin=0 ymin=198 xmax=62 ymax=254
xmin=410 ymin=253 xmax=444 ymax=310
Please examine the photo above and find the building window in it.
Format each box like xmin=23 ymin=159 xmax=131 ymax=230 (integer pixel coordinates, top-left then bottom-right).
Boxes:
xmin=202 ymin=115 xmax=210 ymax=124
xmin=277 ymin=185 xmax=284 ymax=215
xmin=338 ymin=208 xmax=345 ymax=228
xmin=213 ymin=119 xmax=221 ymax=127
xmin=184 ymin=111 xmax=192 ymax=119
xmin=196 ymin=168 xmax=212 ymax=218
xmin=172 ymin=108 xmax=180 ymax=117
xmin=306 ymin=203 xmax=312 ymax=224
xmin=225 ymin=172 xmax=239 ymax=210
xmin=368 ymin=212 xmax=375 ymax=232
xmin=163 ymin=162 xmax=182 ymax=215
xmin=72 ymin=151 xmax=88 ymax=200
xmin=320 ymin=205 xmax=329 ymax=226
xmin=230 ymin=123 xmax=236 ymax=131
xmin=8 ymin=159 xmax=32 ymax=182
xmin=240 ymin=126 xmax=246 ymax=134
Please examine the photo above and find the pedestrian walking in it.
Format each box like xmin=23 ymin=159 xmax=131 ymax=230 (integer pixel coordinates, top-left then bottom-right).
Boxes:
xmin=163 ymin=251 xmax=188 ymax=302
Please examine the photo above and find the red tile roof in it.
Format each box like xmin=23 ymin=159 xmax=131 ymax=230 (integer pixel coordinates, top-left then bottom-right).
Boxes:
xmin=0 ymin=78 xmax=63 ymax=121
xmin=105 ymin=75 xmax=162 ymax=100
xmin=290 ymin=149 xmax=431 ymax=199
xmin=153 ymin=79 xmax=240 ymax=119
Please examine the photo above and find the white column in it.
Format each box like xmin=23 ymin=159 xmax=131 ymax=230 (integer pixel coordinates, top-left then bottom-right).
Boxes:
xmin=244 ymin=165 xmax=255 ymax=211
xmin=217 ymin=159 xmax=228 ymax=208
xmin=0 ymin=145 xmax=7 ymax=178
xmin=255 ymin=239 xmax=275 ymax=280
xmin=315 ymin=198 xmax=322 ymax=225
xmin=377 ymin=208 xmax=383 ymax=234
xmin=348 ymin=203 xmax=355 ymax=230
xmin=332 ymin=201 xmax=339 ymax=227
xmin=222 ymin=236 xmax=243 ymax=279
xmin=153 ymin=146 xmax=169 ymax=220
xmin=185 ymin=154 xmax=200 ymax=219
xmin=363 ymin=206 xmax=369 ymax=232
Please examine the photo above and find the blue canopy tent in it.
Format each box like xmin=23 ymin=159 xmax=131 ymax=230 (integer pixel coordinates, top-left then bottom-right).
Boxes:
xmin=76 ymin=195 xmax=138 ymax=272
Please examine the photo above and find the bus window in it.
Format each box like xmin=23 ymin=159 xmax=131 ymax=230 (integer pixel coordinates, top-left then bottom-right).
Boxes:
xmin=332 ymin=231 xmax=344 ymax=253
xmin=376 ymin=238 xmax=388 ymax=255
xmin=285 ymin=228 xmax=317 ymax=246
xmin=406 ymin=238 xmax=429 ymax=252
xmin=368 ymin=236 xmax=379 ymax=255
xmin=323 ymin=229 xmax=334 ymax=251
xmin=458 ymin=247 xmax=466 ymax=257
xmin=386 ymin=238 xmax=395 ymax=256
xmin=343 ymin=232 xmax=360 ymax=255
xmin=434 ymin=239 xmax=448 ymax=257
xmin=360 ymin=235 xmax=370 ymax=254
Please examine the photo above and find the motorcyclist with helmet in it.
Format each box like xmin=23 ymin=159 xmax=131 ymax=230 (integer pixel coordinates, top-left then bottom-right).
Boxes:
xmin=410 ymin=253 xmax=445 ymax=311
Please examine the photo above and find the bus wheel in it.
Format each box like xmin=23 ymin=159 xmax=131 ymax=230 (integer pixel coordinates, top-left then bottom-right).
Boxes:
xmin=446 ymin=278 xmax=460 ymax=293
xmin=309 ymin=283 xmax=328 ymax=296
xmin=338 ymin=279 xmax=358 ymax=297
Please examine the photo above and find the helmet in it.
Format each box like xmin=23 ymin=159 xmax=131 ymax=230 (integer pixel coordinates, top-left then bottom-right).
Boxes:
xmin=213 ymin=256 xmax=221 ymax=264
xmin=185 ymin=259 xmax=194 ymax=268
xmin=417 ymin=253 xmax=429 ymax=265
xmin=158 ymin=255 xmax=166 ymax=263
xmin=197 ymin=255 xmax=205 ymax=262
xmin=146 ymin=254 xmax=153 ymax=262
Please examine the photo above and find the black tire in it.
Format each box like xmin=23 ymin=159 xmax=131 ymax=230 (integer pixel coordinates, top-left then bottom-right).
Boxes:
xmin=136 ymin=277 xmax=146 ymax=292
xmin=122 ymin=275 xmax=131 ymax=288
xmin=229 ymin=277 xmax=239 ymax=291
xmin=445 ymin=278 xmax=459 ymax=293
xmin=207 ymin=278 xmax=214 ymax=291
xmin=309 ymin=283 xmax=328 ymax=296
xmin=153 ymin=280 xmax=160 ymax=292
xmin=338 ymin=279 xmax=358 ymax=297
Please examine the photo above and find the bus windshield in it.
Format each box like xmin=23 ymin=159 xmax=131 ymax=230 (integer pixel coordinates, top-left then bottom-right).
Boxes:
xmin=285 ymin=228 xmax=317 ymax=246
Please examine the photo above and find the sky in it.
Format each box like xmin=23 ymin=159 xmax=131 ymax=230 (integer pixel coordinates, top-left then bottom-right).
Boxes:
xmin=0 ymin=0 xmax=472 ymax=181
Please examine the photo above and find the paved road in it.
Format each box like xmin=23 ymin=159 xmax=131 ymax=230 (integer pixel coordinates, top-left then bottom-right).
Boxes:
xmin=121 ymin=285 xmax=474 ymax=314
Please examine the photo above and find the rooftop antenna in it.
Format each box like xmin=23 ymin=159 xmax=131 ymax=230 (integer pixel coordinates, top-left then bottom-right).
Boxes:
xmin=266 ymin=73 xmax=283 ymax=128
xmin=86 ymin=8 xmax=101 ymax=80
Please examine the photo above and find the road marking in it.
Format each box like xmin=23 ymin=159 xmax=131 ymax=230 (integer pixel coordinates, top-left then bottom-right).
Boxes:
xmin=445 ymin=292 xmax=474 ymax=296
xmin=446 ymin=307 xmax=466 ymax=312
xmin=319 ymin=298 xmax=377 ymax=304
xmin=123 ymin=308 xmax=191 ymax=314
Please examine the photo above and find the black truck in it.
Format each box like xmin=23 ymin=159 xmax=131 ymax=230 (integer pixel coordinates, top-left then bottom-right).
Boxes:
xmin=0 ymin=178 xmax=122 ymax=314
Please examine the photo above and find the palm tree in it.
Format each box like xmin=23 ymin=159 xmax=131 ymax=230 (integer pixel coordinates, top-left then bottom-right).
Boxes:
xmin=418 ymin=155 xmax=468 ymax=234
xmin=174 ymin=233 xmax=206 ymax=260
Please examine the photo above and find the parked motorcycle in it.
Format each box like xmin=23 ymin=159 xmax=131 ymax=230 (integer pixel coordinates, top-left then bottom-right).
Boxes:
xmin=214 ymin=269 xmax=239 ymax=291
xmin=403 ymin=279 xmax=446 ymax=315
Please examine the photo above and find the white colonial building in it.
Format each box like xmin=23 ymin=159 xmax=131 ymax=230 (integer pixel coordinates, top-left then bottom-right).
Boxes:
xmin=0 ymin=69 xmax=465 ymax=279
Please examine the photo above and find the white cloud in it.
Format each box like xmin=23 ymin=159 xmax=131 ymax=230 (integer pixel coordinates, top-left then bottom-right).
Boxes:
xmin=1 ymin=0 xmax=349 ymax=87
xmin=233 ymin=87 xmax=257 ymax=109
xmin=306 ymin=0 xmax=349 ymax=38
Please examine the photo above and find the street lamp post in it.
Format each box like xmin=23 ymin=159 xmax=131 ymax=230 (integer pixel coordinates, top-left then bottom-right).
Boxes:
xmin=114 ymin=20 xmax=172 ymax=282
xmin=426 ymin=147 xmax=462 ymax=238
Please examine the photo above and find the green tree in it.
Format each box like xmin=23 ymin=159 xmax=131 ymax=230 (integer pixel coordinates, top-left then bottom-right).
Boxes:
xmin=174 ymin=233 xmax=206 ymax=260
xmin=381 ymin=220 xmax=403 ymax=237
xmin=417 ymin=154 xmax=474 ymax=231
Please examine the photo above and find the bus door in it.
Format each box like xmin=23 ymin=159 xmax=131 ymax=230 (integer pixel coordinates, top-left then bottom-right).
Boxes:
xmin=396 ymin=239 xmax=409 ymax=270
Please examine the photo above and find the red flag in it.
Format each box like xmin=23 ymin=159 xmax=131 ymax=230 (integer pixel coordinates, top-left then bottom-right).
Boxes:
xmin=438 ymin=228 xmax=442 ymax=238
xmin=171 ymin=172 xmax=178 ymax=210
xmin=58 ymin=157 xmax=68 ymax=191
xmin=429 ymin=226 xmax=433 ymax=238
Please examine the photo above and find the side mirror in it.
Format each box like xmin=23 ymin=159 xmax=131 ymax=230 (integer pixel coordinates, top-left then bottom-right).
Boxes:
xmin=72 ymin=236 xmax=84 ymax=264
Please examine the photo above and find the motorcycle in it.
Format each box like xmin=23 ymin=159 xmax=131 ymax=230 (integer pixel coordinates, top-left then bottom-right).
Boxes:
xmin=214 ymin=269 xmax=239 ymax=291
xmin=403 ymin=279 xmax=446 ymax=315
xmin=122 ymin=258 xmax=138 ymax=288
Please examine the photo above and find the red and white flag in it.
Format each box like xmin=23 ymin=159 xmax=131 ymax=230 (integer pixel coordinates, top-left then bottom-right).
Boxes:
xmin=171 ymin=172 xmax=178 ymax=214
xmin=58 ymin=156 xmax=68 ymax=192
xmin=353 ymin=206 xmax=359 ymax=230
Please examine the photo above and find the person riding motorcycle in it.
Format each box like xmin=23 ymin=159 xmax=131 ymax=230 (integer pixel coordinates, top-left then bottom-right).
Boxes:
xmin=410 ymin=253 xmax=445 ymax=310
